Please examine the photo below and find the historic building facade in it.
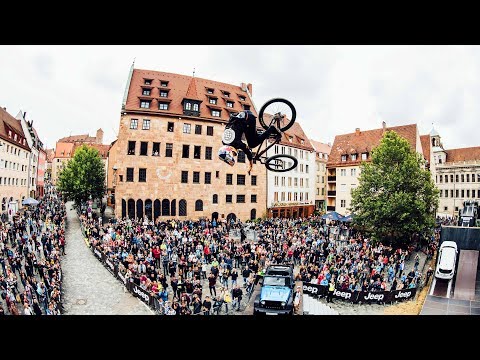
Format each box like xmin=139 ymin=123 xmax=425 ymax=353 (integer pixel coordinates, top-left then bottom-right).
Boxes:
xmin=107 ymin=65 xmax=266 ymax=222
xmin=310 ymin=140 xmax=331 ymax=212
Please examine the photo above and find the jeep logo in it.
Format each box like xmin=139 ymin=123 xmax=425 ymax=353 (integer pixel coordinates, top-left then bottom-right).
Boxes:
xmin=132 ymin=285 xmax=149 ymax=303
xmin=333 ymin=289 xmax=352 ymax=300
xmin=395 ymin=291 xmax=411 ymax=299
xmin=303 ymin=285 xmax=318 ymax=294
xmin=363 ymin=293 xmax=384 ymax=301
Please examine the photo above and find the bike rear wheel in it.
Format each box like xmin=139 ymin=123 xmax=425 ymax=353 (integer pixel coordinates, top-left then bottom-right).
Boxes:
xmin=258 ymin=98 xmax=296 ymax=132
xmin=265 ymin=154 xmax=298 ymax=172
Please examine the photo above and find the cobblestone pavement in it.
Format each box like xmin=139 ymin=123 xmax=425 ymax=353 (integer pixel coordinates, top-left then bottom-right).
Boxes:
xmin=61 ymin=202 xmax=153 ymax=315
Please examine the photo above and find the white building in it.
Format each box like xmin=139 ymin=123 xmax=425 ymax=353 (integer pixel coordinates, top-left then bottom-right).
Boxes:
xmin=17 ymin=111 xmax=41 ymax=198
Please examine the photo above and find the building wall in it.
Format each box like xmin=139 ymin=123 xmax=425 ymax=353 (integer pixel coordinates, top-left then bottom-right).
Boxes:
xmin=51 ymin=158 xmax=69 ymax=185
xmin=111 ymin=113 xmax=266 ymax=222
xmin=314 ymin=157 xmax=328 ymax=211
xmin=334 ymin=165 xmax=360 ymax=215
xmin=0 ymin=140 xmax=31 ymax=212
xmin=37 ymin=149 xmax=46 ymax=197
xmin=266 ymin=143 xmax=316 ymax=217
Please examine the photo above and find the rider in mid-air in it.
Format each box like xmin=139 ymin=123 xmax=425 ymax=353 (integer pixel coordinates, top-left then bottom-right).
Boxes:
xmin=218 ymin=110 xmax=281 ymax=173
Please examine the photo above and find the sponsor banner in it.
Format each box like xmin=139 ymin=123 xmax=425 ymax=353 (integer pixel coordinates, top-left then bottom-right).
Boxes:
xmin=359 ymin=291 xmax=387 ymax=304
xmin=332 ymin=288 xmax=356 ymax=302
xmin=130 ymin=283 xmax=151 ymax=305
xmin=93 ymin=248 xmax=103 ymax=260
xmin=302 ymin=283 xmax=323 ymax=296
xmin=389 ymin=288 xmax=416 ymax=302
xmin=105 ymin=257 xmax=115 ymax=274
xmin=117 ymin=271 xmax=128 ymax=286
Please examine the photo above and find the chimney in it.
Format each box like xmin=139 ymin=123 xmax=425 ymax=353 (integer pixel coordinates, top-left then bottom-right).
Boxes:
xmin=3 ymin=107 xmax=6 ymax=111
xmin=382 ymin=121 xmax=386 ymax=132
xmin=240 ymin=82 xmax=247 ymax=92
xmin=247 ymin=83 xmax=252 ymax=95
xmin=96 ymin=128 xmax=104 ymax=144
xmin=355 ymin=128 xmax=360 ymax=135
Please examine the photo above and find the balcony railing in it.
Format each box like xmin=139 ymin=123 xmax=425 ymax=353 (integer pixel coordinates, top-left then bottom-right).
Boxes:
xmin=328 ymin=176 xmax=336 ymax=182
xmin=328 ymin=191 xmax=336 ymax=196
xmin=327 ymin=206 xmax=336 ymax=211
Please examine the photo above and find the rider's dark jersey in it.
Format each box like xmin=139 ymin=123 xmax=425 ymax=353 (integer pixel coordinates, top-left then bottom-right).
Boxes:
xmin=222 ymin=113 xmax=256 ymax=161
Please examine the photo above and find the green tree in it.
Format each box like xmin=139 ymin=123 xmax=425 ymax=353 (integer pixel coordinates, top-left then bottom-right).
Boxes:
xmin=350 ymin=131 xmax=439 ymax=246
xmin=57 ymin=145 xmax=106 ymax=205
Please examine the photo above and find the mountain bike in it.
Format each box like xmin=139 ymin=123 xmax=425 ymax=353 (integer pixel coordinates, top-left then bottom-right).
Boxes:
xmin=253 ymin=98 xmax=298 ymax=173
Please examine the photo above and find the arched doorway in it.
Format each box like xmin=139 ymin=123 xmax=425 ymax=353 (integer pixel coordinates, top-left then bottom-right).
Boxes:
xmin=127 ymin=199 xmax=135 ymax=219
xmin=195 ymin=200 xmax=203 ymax=211
xmin=154 ymin=199 xmax=161 ymax=220
xmin=145 ymin=199 xmax=152 ymax=220
xmin=250 ymin=209 xmax=256 ymax=220
xmin=162 ymin=199 xmax=170 ymax=216
xmin=179 ymin=199 xmax=187 ymax=216
xmin=136 ymin=199 xmax=144 ymax=219
xmin=171 ymin=199 xmax=176 ymax=216
xmin=227 ymin=213 xmax=236 ymax=224
xmin=212 ymin=212 xmax=219 ymax=221
xmin=121 ymin=199 xmax=126 ymax=218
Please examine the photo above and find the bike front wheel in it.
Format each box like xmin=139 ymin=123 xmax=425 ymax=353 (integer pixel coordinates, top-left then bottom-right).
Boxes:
xmin=265 ymin=154 xmax=298 ymax=172
xmin=258 ymin=98 xmax=296 ymax=132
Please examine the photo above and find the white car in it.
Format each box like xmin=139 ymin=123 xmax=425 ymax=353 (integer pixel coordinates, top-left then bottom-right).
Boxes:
xmin=435 ymin=241 xmax=458 ymax=280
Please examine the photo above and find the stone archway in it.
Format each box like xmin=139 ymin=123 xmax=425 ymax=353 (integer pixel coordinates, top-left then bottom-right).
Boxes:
xmin=227 ymin=213 xmax=236 ymax=224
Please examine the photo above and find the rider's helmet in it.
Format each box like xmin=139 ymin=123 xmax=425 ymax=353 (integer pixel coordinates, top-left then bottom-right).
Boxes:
xmin=218 ymin=145 xmax=238 ymax=166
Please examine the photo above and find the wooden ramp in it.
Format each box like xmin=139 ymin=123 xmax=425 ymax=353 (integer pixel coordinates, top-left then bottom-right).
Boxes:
xmin=454 ymin=250 xmax=479 ymax=301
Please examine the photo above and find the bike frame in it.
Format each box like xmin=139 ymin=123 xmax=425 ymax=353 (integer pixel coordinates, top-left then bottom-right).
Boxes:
xmin=252 ymin=113 xmax=284 ymax=164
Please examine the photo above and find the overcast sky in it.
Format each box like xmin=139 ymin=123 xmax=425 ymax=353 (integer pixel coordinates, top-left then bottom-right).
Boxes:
xmin=0 ymin=45 xmax=478 ymax=150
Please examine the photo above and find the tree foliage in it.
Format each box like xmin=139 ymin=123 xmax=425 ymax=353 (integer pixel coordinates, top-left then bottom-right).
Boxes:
xmin=57 ymin=145 xmax=106 ymax=205
xmin=350 ymin=131 xmax=439 ymax=245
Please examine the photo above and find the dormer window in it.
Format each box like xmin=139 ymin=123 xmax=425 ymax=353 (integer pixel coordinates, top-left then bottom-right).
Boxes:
xmin=160 ymin=81 xmax=168 ymax=87
xmin=209 ymin=98 xmax=217 ymax=105
xmin=207 ymin=88 xmax=214 ymax=94
xmin=341 ymin=155 xmax=347 ymax=162
xmin=160 ymin=91 xmax=168 ymax=98
xmin=226 ymin=101 xmax=234 ymax=108
xmin=144 ymin=79 xmax=152 ymax=85
xmin=142 ymin=88 xmax=151 ymax=96
xmin=8 ymin=130 xmax=11 ymax=138
xmin=351 ymin=154 xmax=357 ymax=161
xmin=193 ymin=103 xmax=199 ymax=111
xmin=288 ymin=136 xmax=293 ymax=143
xmin=159 ymin=102 xmax=169 ymax=110
xmin=140 ymin=100 xmax=151 ymax=109
xmin=239 ymin=95 xmax=246 ymax=101
xmin=185 ymin=102 xmax=192 ymax=110
xmin=223 ymin=91 xmax=230 ymax=98
xmin=300 ymin=139 xmax=305 ymax=145
xmin=361 ymin=152 xmax=368 ymax=160
xmin=212 ymin=110 xmax=221 ymax=117
xmin=14 ymin=134 xmax=17 ymax=141
xmin=243 ymin=104 xmax=251 ymax=110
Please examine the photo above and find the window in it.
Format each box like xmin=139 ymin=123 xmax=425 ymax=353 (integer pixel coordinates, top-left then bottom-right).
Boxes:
xmin=204 ymin=146 xmax=213 ymax=160
xmin=142 ymin=89 xmax=151 ymax=96
xmin=181 ymin=171 xmax=188 ymax=183
xmin=195 ymin=125 xmax=202 ymax=135
xmin=456 ymin=189 xmax=459 ymax=198
xmin=456 ymin=175 xmax=459 ymax=182
xmin=209 ymin=98 xmax=217 ymax=105
xmin=251 ymin=175 xmax=257 ymax=186
xmin=341 ymin=155 xmax=347 ymax=162
xmin=351 ymin=169 xmax=356 ymax=177
xmin=294 ymin=178 xmax=298 ymax=187
xmin=281 ymin=192 xmax=285 ymax=201
xmin=451 ymin=190 xmax=454 ymax=198
xmin=160 ymin=91 xmax=168 ymax=98
xmin=322 ymin=176 xmax=325 ymax=183
xmin=351 ymin=154 xmax=357 ymax=161
xmin=321 ymin=188 xmax=325 ymax=195
xmin=152 ymin=142 xmax=160 ymax=156
xmin=243 ymin=105 xmax=251 ymax=110
xmin=207 ymin=126 xmax=214 ymax=136
xmin=341 ymin=200 xmax=346 ymax=207
xmin=275 ymin=146 xmax=279 ymax=155
xmin=361 ymin=152 xmax=367 ymax=160
xmin=439 ymin=190 xmax=443 ymax=197
xmin=223 ymin=91 xmax=230 ymax=98
xmin=237 ymin=151 xmax=245 ymax=163
xmin=300 ymin=164 xmax=304 ymax=172
xmin=461 ymin=190 xmax=465 ymax=198
xmin=467 ymin=174 xmax=470 ymax=182
xmin=467 ymin=189 xmax=470 ymax=198
xmin=239 ymin=95 xmax=246 ymax=101
xmin=194 ymin=146 xmax=201 ymax=159
xmin=207 ymin=88 xmax=214 ymax=94
xmin=251 ymin=194 xmax=257 ymax=203
xmin=165 ymin=143 xmax=173 ymax=157
xmin=119 ymin=175 xmax=123 ymax=182
xmin=167 ymin=122 xmax=174 ymax=132
xmin=213 ymin=194 xmax=218 ymax=204
xmin=158 ymin=102 xmax=169 ymax=110
xmin=205 ymin=172 xmax=212 ymax=184
xmin=128 ymin=141 xmax=136 ymax=155
xmin=193 ymin=103 xmax=199 ymax=112
xmin=340 ymin=169 xmax=346 ymax=176
xmin=160 ymin=81 xmax=168 ymax=87
xmin=237 ymin=195 xmax=245 ymax=203
xmin=306 ymin=165 xmax=309 ymax=173
xmin=193 ymin=172 xmax=200 ymax=183
xmin=195 ymin=200 xmax=203 ymax=211
xmin=139 ymin=168 xmax=147 ymax=182
xmin=140 ymin=142 xmax=148 ymax=156
xmin=144 ymin=79 xmax=152 ymax=85
xmin=461 ymin=174 xmax=465 ymax=183
xmin=450 ymin=174 xmax=454 ymax=183
xmin=445 ymin=191 xmax=448 ymax=198
xmin=216 ymin=171 xmax=219 ymax=178
xmin=182 ymin=145 xmax=190 ymax=158
xmin=300 ymin=151 xmax=304 ymax=159
xmin=473 ymin=174 xmax=476 ymax=183
xmin=281 ymin=177 xmax=285 ymax=187
xmin=183 ymin=124 xmax=191 ymax=134
xmin=439 ymin=175 xmax=443 ymax=183
xmin=299 ymin=193 xmax=303 ymax=201
xmin=140 ymin=100 xmax=151 ymax=108
xmin=300 ymin=178 xmax=304 ymax=187
xmin=179 ymin=199 xmax=187 ymax=216
xmin=237 ymin=175 xmax=246 ymax=185
xmin=473 ymin=190 xmax=476 ymax=198
xmin=227 ymin=101 xmax=234 ymax=108
xmin=126 ymin=168 xmax=134 ymax=182
xmin=226 ymin=174 xmax=233 ymax=185
xmin=226 ymin=194 xmax=233 ymax=203
xmin=141 ymin=119 xmax=150 ymax=130
xmin=130 ymin=119 xmax=138 ymax=129
xmin=445 ymin=175 xmax=448 ymax=183
xmin=184 ymin=102 xmax=192 ymax=110
xmin=293 ymin=192 xmax=298 ymax=201
xmin=212 ymin=110 xmax=220 ymax=117
xmin=275 ymin=176 xmax=279 ymax=186
xmin=306 ymin=179 xmax=309 ymax=188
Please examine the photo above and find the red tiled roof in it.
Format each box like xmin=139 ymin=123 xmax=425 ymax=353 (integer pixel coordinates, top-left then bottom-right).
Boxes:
xmin=420 ymin=135 xmax=431 ymax=164
xmin=327 ymin=124 xmax=419 ymax=168
xmin=310 ymin=140 xmax=332 ymax=155
xmin=54 ymin=142 xmax=74 ymax=158
xmin=125 ymin=69 xmax=255 ymax=122
xmin=0 ymin=107 xmax=31 ymax=151
xmin=46 ymin=148 xmax=55 ymax=162
xmin=261 ymin=113 xmax=315 ymax=151
xmin=72 ymin=143 xmax=110 ymax=159
xmin=58 ymin=134 xmax=97 ymax=143
xmin=445 ymin=147 xmax=480 ymax=163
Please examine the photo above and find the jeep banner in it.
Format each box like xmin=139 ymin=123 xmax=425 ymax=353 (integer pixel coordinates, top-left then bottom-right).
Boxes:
xmin=105 ymin=257 xmax=115 ymax=275
xmin=302 ymin=283 xmax=324 ymax=296
xmin=117 ymin=271 xmax=128 ymax=286
xmin=130 ymin=283 xmax=151 ymax=305
xmin=332 ymin=288 xmax=356 ymax=302
xmin=93 ymin=248 xmax=103 ymax=260
xmin=359 ymin=291 xmax=387 ymax=304
xmin=389 ymin=288 xmax=416 ymax=302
